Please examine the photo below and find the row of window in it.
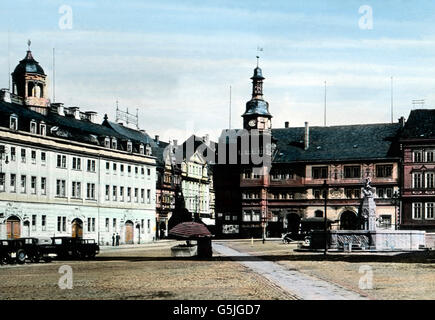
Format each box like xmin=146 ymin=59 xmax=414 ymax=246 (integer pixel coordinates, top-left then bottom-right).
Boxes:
xmin=0 ymin=173 xmax=47 ymax=194
xmin=412 ymin=203 xmax=435 ymax=220
xmin=413 ymin=150 xmax=435 ymax=163
xmin=312 ymin=165 xmax=393 ymax=180
xmin=412 ymin=172 xmax=435 ymax=189
xmin=9 ymin=115 xmax=47 ymax=137
xmin=242 ymin=210 xmax=261 ymax=222
xmin=0 ymin=174 xmax=152 ymax=204
xmin=0 ymin=145 xmax=151 ymax=177
xmin=104 ymin=161 xmax=151 ymax=177
xmin=240 ymin=165 xmax=394 ymax=181
xmin=55 ymin=217 xmax=152 ymax=234
xmin=104 ymin=184 xmax=152 ymax=204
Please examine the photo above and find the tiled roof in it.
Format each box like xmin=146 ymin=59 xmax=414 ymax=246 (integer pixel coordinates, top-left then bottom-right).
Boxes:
xmin=400 ymin=109 xmax=435 ymax=139
xmin=272 ymin=123 xmax=402 ymax=163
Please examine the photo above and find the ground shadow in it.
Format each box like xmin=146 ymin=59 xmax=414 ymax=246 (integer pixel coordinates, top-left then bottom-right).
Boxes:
xmin=94 ymin=250 xmax=435 ymax=264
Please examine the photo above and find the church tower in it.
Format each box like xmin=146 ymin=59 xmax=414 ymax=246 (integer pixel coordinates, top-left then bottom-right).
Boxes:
xmin=11 ymin=40 xmax=49 ymax=114
xmin=242 ymin=57 xmax=272 ymax=131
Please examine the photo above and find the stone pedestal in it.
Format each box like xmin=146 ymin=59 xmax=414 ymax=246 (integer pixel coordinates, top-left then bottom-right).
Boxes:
xmin=171 ymin=244 xmax=198 ymax=257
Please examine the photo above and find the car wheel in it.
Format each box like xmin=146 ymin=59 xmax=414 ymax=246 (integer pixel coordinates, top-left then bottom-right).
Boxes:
xmin=16 ymin=249 xmax=26 ymax=264
xmin=31 ymin=251 xmax=41 ymax=263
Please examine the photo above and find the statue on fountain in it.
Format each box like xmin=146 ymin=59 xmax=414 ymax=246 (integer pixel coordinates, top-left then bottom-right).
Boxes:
xmin=360 ymin=177 xmax=377 ymax=231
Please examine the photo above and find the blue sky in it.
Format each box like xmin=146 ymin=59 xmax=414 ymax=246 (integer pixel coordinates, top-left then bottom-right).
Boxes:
xmin=1 ymin=0 xmax=435 ymax=142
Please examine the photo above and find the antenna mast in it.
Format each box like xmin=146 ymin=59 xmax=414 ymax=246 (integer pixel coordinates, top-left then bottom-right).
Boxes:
xmin=391 ymin=76 xmax=393 ymax=123
xmin=7 ymin=29 xmax=10 ymax=91
xmin=324 ymin=81 xmax=327 ymax=126
xmin=53 ymin=48 xmax=56 ymax=103
xmin=229 ymin=85 xmax=232 ymax=129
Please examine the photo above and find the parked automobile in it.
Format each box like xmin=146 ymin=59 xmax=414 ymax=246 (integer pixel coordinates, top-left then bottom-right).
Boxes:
xmin=0 ymin=239 xmax=26 ymax=264
xmin=20 ymin=237 xmax=52 ymax=263
xmin=44 ymin=237 xmax=100 ymax=260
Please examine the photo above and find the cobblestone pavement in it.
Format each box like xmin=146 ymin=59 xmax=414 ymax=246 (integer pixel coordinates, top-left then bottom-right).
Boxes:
xmin=0 ymin=241 xmax=297 ymax=300
xmin=213 ymin=243 xmax=367 ymax=300
xmin=220 ymin=240 xmax=435 ymax=300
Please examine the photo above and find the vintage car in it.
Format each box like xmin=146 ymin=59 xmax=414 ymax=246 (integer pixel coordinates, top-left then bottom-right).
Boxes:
xmin=0 ymin=239 xmax=27 ymax=264
xmin=44 ymin=237 xmax=100 ymax=259
xmin=20 ymin=237 xmax=52 ymax=263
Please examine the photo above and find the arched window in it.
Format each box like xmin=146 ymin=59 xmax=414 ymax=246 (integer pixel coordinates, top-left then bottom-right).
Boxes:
xmin=39 ymin=84 xmax=44 ymax=98
xmin=127 ymin=140 xmax=133 ymax=153
xmin=104 ymin=137 xmax=110 ymax=148
xmin=10 ymin=115 xmax=18 ymax=130
xmin=27 ymin=82 xmax=35 ymax=97
xmin=30 ymin=120 xmax=37 ymax=134
xmin=40 ymin=122 xmax=46 ymax=136
xmin=111 ymin=138 xmax=117 ymax=150
xmin=145 ymin=144 xmax=152 ymax=156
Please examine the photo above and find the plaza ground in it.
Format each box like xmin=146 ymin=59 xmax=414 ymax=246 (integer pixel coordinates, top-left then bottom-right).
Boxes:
xmin=0 ymin=239 xmax=434 ymax=300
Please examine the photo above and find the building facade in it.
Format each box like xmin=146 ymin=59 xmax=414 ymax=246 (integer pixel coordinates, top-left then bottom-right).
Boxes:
xmin=0 ymin=46 xmax=157 ymax=244
xmin=215 ymin=63 xmax=403 ymax=238
xmin=400 ymin=109 xmax=435 ymax=232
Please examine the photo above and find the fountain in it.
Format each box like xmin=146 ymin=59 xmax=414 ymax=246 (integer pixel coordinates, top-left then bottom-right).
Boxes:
xmin=310 ymin=178 xmax=426 ymax=252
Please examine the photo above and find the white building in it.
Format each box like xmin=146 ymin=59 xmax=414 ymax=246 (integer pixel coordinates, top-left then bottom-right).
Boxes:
xmin=0 ymin=46 xmax=157 ymax=245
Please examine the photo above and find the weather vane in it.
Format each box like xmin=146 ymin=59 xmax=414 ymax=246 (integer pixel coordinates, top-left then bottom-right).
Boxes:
xmin=27 ymin=39 xmax=31 ymax=50
xmin=256 ymin=55 xmax=260 ymax=67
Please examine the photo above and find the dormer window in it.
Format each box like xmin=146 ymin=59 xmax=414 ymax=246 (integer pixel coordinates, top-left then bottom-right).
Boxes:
xmin=127 ymin=140 xmax=133 ymax=153
xmin=40 ymin=122 xmax=46 ymax=136
xmin=111 ymin=138 xmax=117 ymax=150
xmin=10 ymin=115 xmax=18 ymax=130
xmin=30 ymin=120 xmax=37 ymax=134
xmin=139 ymin=144 xmax=145 ymax=155
xmin=145 ymin=144 xmax=152 ymax=156
xmin=104 ymin=137 xmax=110 ymax=148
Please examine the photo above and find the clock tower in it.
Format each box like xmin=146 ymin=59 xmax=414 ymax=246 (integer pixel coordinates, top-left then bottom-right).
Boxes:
xmin=242 ymin=57 xmax=272 ymax=131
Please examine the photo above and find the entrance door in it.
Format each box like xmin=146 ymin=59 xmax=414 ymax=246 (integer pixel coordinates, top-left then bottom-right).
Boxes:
xmin=125 ymin=221 xmax=134 ymax=244
xmin=71 ymin=219 xmax=83 ymax=238
xmin=6 ymin=216 xmax=20 ymax=239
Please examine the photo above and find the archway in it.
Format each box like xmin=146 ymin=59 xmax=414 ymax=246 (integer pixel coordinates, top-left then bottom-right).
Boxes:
xmin=125 ymin=221 xmax=134 ymax=244
xmin=6 ymin=216 xmax=20 ymax=239
xmin=71 ymin=218 xmax=83 ymax=238
xmin=340 ymin=211 xmax=358 ymax=230
xmin=286 ymin=213 xmax=301 ymax=234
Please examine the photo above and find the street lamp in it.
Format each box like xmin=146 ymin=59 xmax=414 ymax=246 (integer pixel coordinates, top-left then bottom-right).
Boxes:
xmin=392 ymin=190 xmax=400 ymax=230
xmin=323 ymin=180 xmax=328 ymax=256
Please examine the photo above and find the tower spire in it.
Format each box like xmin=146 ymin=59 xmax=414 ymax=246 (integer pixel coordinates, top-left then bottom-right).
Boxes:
xmin=27 ymin=39 xmax=31 ymax=51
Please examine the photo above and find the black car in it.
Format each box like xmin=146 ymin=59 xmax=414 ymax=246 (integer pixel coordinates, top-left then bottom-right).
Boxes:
xmin=20 ymin=237 xmax=52 ymax=263
xmin=45 ymin=237 xmax=100 ymax=260
xmin=0 ymin=239 xmax=26 ymax=264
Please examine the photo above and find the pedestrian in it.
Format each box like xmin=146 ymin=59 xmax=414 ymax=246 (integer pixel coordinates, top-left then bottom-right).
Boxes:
xmin=116 ymin=233 xmax=120 ymax=246
xmin=112 ymin=233 xmax=115 ymax=246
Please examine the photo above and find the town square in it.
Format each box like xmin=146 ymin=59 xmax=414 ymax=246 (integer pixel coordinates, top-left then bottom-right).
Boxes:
xmin=0 ymin=0 xmax=434 ymax=306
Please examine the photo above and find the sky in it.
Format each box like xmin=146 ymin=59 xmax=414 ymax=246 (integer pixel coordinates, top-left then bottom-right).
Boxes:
xmin=1 ymin=0 xmax=435 ymax=142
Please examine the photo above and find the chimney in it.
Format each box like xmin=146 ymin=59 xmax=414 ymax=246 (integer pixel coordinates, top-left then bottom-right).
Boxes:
xmin=140 ymin=129 xmax=146 ymax=134
xmin=85 ymin=111 xmax=98 ymax=123
xmin=285 ymin=121 xmax=289 ymax=128
xmin=203 ymin=134 xmax=210 ymax=145
xmin=399 ymin=116 xmax=405 ymax=128
xmin=0 ymin=89 xmax=11 ymax=103
xmin=304 ymin=122 xmax=309 ymax=150
xmin=155 ymin=135 xmax=160 ymax=144
xmin=70 ymin=107 xmax=80 ymax=120
xmin=51 ymin=103 xmax=65 ymax=116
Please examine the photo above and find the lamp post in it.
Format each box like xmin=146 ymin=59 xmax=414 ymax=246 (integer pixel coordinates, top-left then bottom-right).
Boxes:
xmin=392 ymin=190 xmax=399 ymax=230
xmin=323 ymin=180 xmax=328 ymax=256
